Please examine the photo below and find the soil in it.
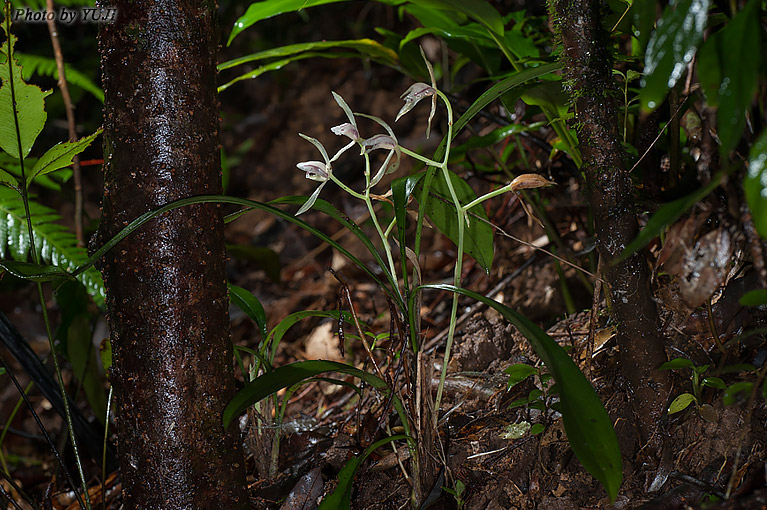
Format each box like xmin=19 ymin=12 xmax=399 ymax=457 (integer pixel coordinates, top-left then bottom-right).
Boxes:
xmin=1 ymin=3 xmax=766 ymax=510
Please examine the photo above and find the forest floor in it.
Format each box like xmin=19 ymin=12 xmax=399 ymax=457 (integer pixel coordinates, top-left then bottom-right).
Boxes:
xmin=1 ymin=8 xmax=767 ymax=510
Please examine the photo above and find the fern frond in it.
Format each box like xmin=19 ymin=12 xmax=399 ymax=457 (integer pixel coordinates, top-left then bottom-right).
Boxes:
xmin=0 ymin=187 xmax=105 ymax=306
xmin=16 ymin=53 xmax=104 ymax=103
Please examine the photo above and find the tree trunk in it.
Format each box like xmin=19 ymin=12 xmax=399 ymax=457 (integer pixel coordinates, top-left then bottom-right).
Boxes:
xmin=96 ymin=0 xmax=249 ymax=507
xmin=552 ymin=0 xmax=672 ymax=448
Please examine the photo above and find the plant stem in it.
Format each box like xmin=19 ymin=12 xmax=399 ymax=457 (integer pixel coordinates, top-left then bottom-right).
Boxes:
xmin=431 ymin=91 xmax=458 ymax=426
xmin=4 ymin=12 xmax=91 ymax=507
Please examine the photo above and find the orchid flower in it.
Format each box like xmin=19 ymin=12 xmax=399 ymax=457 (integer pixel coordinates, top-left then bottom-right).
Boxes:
xmin=356 ymin=112 xmax=401 ymax=187
xmin=396 ymin=47 xmax=439 ymax=138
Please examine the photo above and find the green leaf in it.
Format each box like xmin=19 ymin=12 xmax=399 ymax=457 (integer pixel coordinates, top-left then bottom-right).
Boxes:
xmin=27 ymin=129 xmax=101 ymax=188
xmin=223 ymin=360 xmax=409 ymax=433
xmin=504 ymin=363 xmax=537 ymax=388
xmin=641 ymin=0 xmax=710 ymax=111
xmin=452 ymin=63 xmax=560 ymax=137
xmin=219 ymin=39 xmax=398 ymax=71
xmin=618 ymin=172 xmax=722 ymax=262
xmin=318 ymin=435 xmax=407 ymax=510
xmin=0 ymin=25 xmax=51 ymax=159
xmin=0 ymin=152 xmax=69 ymax=191
xmin=697 ymin=0 xmax=760 ymax=152
xmin=668 ymin=393 xmax=696 ymax=414
xmin=219 ymin=52 xmax=358 ymax=93
xmin=659 ymin=358 xmax=695 ymax=370
xmin=745 ymin=130 xmax=767 ymax=238
xmin=15 ymin=52 xmax=104 ymax=103
xmin=419 ymin=284 xmax=622 ymax=501
xmin=521 ymin=81 xmax=570 ymax=120
xmin=0 ymin=260 xmax=70 ymax=282
xmin=723 ymin=382 xmax=753 ymax=405
xmin=416 ymin=169 xmax=494 ymax=272
xmin=0 ymin=187 xmax=105 ymax=304
xmin=740 ymin=289 xmax=767 ymax=307
xmin=0 ymin=167 xmax=18 ymax=189
xmin=227 ymin=0 xmax=406 ymax=45
xmin=702 ymin=377 xmax=726 ymax=390
xmin=409 ymin=0 xmax=504 ymax=37
xmin=228 ymin=284 xmax=268 ymax=340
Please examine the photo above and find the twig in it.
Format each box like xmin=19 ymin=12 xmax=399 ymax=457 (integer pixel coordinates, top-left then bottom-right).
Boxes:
xmin=45 ymin=0 xmax=84 ymax=245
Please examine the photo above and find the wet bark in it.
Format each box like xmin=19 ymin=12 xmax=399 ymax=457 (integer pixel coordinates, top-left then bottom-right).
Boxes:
xmin=552 ymin=1 xmax=672 ymax=447
xmin=96 ymin=0 xmax=249 ymax=508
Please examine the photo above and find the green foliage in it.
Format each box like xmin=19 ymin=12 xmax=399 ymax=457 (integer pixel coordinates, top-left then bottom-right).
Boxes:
xmin=15 ymin=52 xmax=104 ymax=103
xmin=0 ymin=25 xmax=50 ymax=160
xmin=416 ymin=169 xmax=494 ymax=272
xmin=640 ymin=0 xmax=710 ymax=111
xmin=0 ymin=187 xmax=105 ymax=305
xmin=696 ymin=0 xmax=761 ymax=153
xmin=26 ymin=129 xmax=101 ymax=188
xmin=318 ymin=434 xmax=408 ymax=510
xmin=423 ymin=285 xmax=622 ymax=501
xmin=745 ymin=130 xmax=767 ymax=239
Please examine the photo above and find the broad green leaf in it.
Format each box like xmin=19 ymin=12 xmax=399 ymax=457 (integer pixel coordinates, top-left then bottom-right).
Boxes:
xmin=521 ymin=81 xmax=570 ymax=120
xmin=697 ymin=0 xmax=760 ymax=152
xmin=745 ymin=130 xmax=767 ymax=238
xmin=0 ymin=26 xmax=51 ymax=159
xmin=420 ymin=284 xmax=622 ymax=501
xmin=668 ymin=393 xmax=696 ymax=414
xmin=27 ymin=129 xmax=102 ymax=188
xmin=223 ymin=360 xmax=409 ymax=433
xmin=641 ymin=0 xmax=710 ymax=111
xmin=723 ymin=382 xmax=753 ymax=405
xmin=228 ymin=284 xmax=268 ymax=340
xmin=659 ymin=358 xmax=695 ymax=370
xmin=409 ymin=0 xmax=504 ymax=37
xmin=702 ymin=377 xmax=726 ymax=390
xmin=618 ymin=172 xmax=722 ymax=262
xmin=740 ymin=289 xmax=767 ymax=306
xmin=318 ymin=435 xmax=407 ymax=509
xmin=504 ymin=363 xmax=537 ymax=388
xmin=416 ymin=169 xmax=494 ymax=272
xmin=227 ymin=0 xmax=406 ymax=45
xmin=0 ymin=168 xmax=18 ymax=188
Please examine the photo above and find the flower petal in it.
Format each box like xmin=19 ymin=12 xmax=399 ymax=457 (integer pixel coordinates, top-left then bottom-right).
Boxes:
xmin=295 ymin=181 xmax=328 ymax=216
xmin=362 ymin=134 xmax=397 ymax=153
xmin=331 ymin=122 xmax=360 ymax=141
xmin=297 ymin=160 xmax=330 ymax=182
xmin=332 ymin=91 xmax=357 ymax=128
xmin=396 ymin=83 xmax=435 ymax=122
xmin=299 ymin=133 xmax=331 ymax=164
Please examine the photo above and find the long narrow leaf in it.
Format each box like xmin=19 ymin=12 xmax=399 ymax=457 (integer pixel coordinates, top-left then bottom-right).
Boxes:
xmin=222 ymin=360 xmax=410 ymax=437
xmin=419 ymin=284 xmax=622 ymax=501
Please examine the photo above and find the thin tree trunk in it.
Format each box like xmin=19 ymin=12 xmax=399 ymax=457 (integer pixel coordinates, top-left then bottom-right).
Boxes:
xmin=96 ymin=0 xmax=249 ymax=507
xmin=552 ymin=0 xmax=672 ymax=448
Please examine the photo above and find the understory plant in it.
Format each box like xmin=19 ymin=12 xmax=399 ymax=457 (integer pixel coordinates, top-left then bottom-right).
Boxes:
xmin=220 ymin=49 xmax=623 ymax=505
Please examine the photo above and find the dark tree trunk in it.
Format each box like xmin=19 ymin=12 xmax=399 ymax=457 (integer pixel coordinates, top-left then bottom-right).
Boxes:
xmin=96 ymin=0 xmax=249 ymax=507
xmin=552 ymin=1 xmax=672 ymax=447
